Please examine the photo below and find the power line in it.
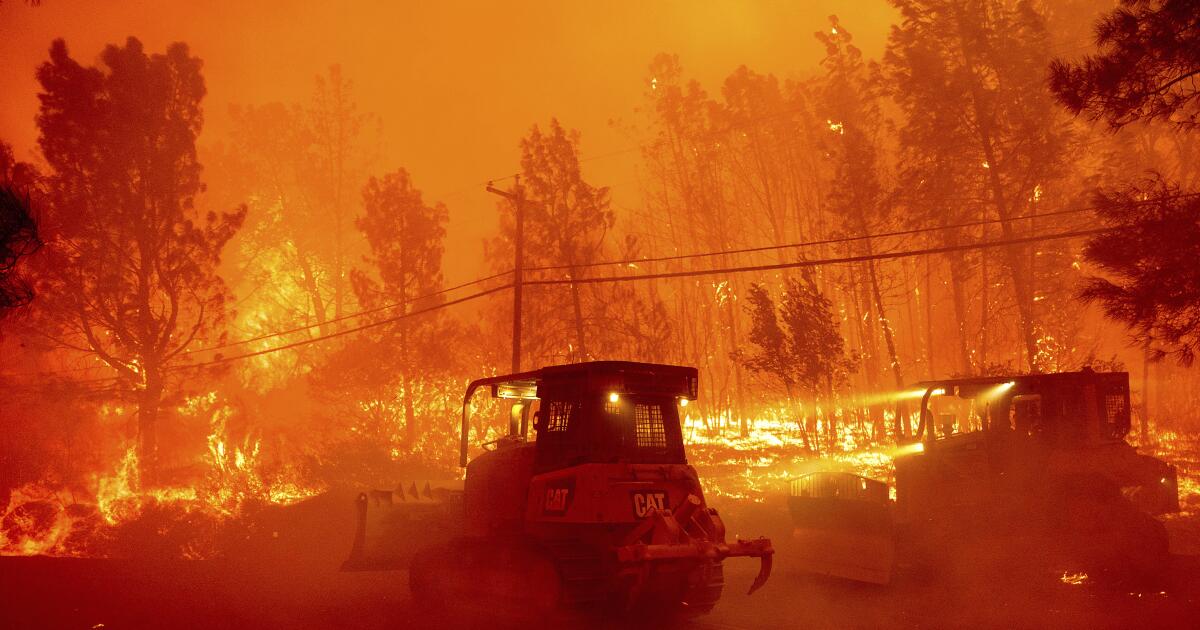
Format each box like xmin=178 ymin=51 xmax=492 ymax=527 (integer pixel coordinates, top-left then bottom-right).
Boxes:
xmin=143 ymin=226 xmax=1118 ymax=371
xmin=523 ymin=192 xmax=1200 ymax=274
xmin=523 ymin=206 xmax=1087 ymax=273
xmin=181 ymin=268 xmax=514 ymax=356
xmin=14 ymin=191 xmax=1196 ymax=381
xmin=525 ymin=226 xmax=1112 ymax=287
xmin=3 ymin=274 xmax=515 ymax=383
xmin=171 ymin=283 xmax=514 ymax=371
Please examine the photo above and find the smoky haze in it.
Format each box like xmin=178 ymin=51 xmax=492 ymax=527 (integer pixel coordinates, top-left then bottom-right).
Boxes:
xmin=0 ymin=0 xmax=897 ymax=284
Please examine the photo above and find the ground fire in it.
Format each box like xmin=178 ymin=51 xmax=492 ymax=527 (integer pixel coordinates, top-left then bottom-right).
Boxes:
xmin=2 ymin=1 xmax=1200 ymax=629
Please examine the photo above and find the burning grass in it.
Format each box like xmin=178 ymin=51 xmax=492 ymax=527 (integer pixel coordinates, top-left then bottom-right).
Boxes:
xmin=685 ymin=416 xmax=896 ymax=503
xmin=1 ymin=441 xmax=323 ymax=559
xmin=1142 ymin=430 xmax=1200 ymax=555
xmin=5 ymin=407 xmax=1199 ymax=560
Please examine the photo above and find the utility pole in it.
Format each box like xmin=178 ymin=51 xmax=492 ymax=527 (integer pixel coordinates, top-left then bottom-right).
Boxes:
xmin=487 ymin=177 xmax=525 ymax=373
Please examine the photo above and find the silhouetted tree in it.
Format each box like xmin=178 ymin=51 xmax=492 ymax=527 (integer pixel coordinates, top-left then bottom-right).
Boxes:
xmin=1080 ymin=179 xmax=1200 ymax=364
xmin=1050 ymin=0 xmax=1200 ymax=130
xmin=1051 ymin=2 xmax=1200 ymax=371
xmin=350 ymin=168 xmax=448 ymax=444
xmin=640 ymin=55 xmax=752 ymax=433
xmin=885 ymin=0 xmax=1074 ymax=372
xmin=740 ymin=275 xmax=853 ymax=447
xmin=741 ymin=277 xmax=851 ymax=396
xmin=779 ymin=276 xmax=854 ymax=400
xmin=0 ymin=142 xmax=40 ymax=316
xmin=740 ymin=283 xmax=796 ymax=397
xmin=488 ymin=119 xmax=613 ymax=364
xmin=32 ymin=38 xmax=245 ymax=483
xmin=817 ymin=16 xmax=905 ymax=392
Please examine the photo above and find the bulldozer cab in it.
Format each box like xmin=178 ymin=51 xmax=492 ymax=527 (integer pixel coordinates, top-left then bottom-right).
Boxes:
xmin=894 ymin=369 xmax=1178 ymax=527
xmin=907 ymin=368 xmax=1132 ymax=448
xmin=461 ymin=361 xmax=698 ymax=472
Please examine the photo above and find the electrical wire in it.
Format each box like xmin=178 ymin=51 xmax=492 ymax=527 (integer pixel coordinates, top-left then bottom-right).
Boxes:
xmin=525 ymin=226 xmax=1112 ymax=287
xmin=171 ymin=282 xmax=514 ymax=371
xmin=180 ymin=268 xmax=514 ymax=356
xmin=12 ymin=191 xmax=1197 ymax=381
xmin=523 ymin=192 xmax=1200 ymax=273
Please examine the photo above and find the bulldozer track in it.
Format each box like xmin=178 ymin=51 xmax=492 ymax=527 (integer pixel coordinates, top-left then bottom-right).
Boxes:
xmin=545 ymin=542 xmax=609 ymax=606
xmin=687 ymin=621 xmax=754 ymax=630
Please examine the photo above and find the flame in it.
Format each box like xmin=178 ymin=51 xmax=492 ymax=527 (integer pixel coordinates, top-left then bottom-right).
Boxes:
xmin=1060 ymin=571 xmax=1088 ymax=585
xmin=2 ymin=391 xmax=325 ymax=557
xmin=685 ymin=413 xmax=897 ymax=503
xmin=0 ymin=485 xmax=79 ymax=556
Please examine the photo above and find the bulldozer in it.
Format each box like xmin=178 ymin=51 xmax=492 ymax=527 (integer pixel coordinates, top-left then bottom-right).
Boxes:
xmin=788 ymin=369 xmax=1180 ymax=583
xmin=343 ymin=361 xmax=773 ymax=620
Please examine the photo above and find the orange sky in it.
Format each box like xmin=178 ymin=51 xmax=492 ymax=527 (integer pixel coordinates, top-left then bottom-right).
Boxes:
xmin=0 ymin=0 xmax=896 ymax=283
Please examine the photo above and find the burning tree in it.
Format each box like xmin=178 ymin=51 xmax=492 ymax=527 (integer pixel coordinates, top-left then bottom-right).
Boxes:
xmin=30 ymin=38 xmax=245 ymax=483
xmin=519 ymin=118 xmax=613 ymax=363
xmin=884 ymin=0 xmax=1076 ymax=373
xmin=350 ymin=168 xmax=449 ymax=445
xmin=214 ymin=66 xmax=375 ymax=387
xmin=639 ymin=55 xmax=754 ymax=433
xmin=497 ymin=120 xmax=673 ymax=367
xmin=816 ymin=17 xmax=905 ymax=394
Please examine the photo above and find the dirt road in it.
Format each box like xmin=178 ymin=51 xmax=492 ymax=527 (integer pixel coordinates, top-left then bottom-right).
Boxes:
xmin=3 ymin=489 xmax=1197 ymax=629
xmin=3 ymin=551 xmax=1197 ymax=629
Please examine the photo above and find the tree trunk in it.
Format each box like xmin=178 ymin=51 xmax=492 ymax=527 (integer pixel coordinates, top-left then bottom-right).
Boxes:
xmin=296 ymin=251 xmax=330 ymax=336
xmin=947 ymin=252 xmax=974 ymax=376
xmin=979 ymin=210 xmax=990 ymax=370
xmin=1141 ymin=344 xmax=1151 ymax=444
xmin=868 ymin=260 xmax=904 ymax=389
xmin=399 ymin=321 xmax=417 ymax=445
xmin=400 ymin=369 xmax=417 ymax=445
xmin=137 ymin=367 xmax=164 ymax=487
xmin=924 ymin=256 xmax=935 ymax=379
xmin=953 ymin=12 xmax=1040 ymax=371
xmin=398 ymin=227 xmax=416 ymax=444
xmin=569 ymin=275 xmax=588 ymax=362
xmin=728 ymin=288 xmax=748 ymax=438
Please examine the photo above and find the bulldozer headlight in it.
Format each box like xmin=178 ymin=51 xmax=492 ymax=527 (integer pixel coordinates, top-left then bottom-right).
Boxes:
xmin=609 ymin=392 xmax=620 ymax=403
xmin=679 ymin=397 xmax=689 ymax=407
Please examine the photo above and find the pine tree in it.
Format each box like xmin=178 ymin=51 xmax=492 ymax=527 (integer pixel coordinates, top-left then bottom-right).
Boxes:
xmin=32 ymin=38 xmax=244 ymax=482
xmin=1050 ymin=0 xmax=1200 ymax=131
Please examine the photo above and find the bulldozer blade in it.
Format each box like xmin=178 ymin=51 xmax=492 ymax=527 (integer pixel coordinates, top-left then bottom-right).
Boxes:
xmin=342 ymin=481 xmax=465 ymax=572
xmin=747 ymin=550 xmax=772 ymax=595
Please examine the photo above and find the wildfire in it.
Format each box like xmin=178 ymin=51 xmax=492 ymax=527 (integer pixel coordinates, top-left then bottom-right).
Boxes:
xmin=685 ymin=414 xmax=896 ymax=503
xmin=1 ymin=392 xmax=325 ymax=558
xmin=0 ymin=485 xmax=78 ymax=556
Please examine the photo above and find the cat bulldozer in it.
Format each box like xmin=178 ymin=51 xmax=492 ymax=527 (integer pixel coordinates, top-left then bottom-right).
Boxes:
xmin=343 ymin=361 xmax=773 ymax=619
xmin=788 ymin=369 xmax=1179 ymax=583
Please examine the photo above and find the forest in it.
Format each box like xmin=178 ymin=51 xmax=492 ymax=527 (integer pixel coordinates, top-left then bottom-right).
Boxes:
xmin=1 ymin=0 xmax=1198 ymax=568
